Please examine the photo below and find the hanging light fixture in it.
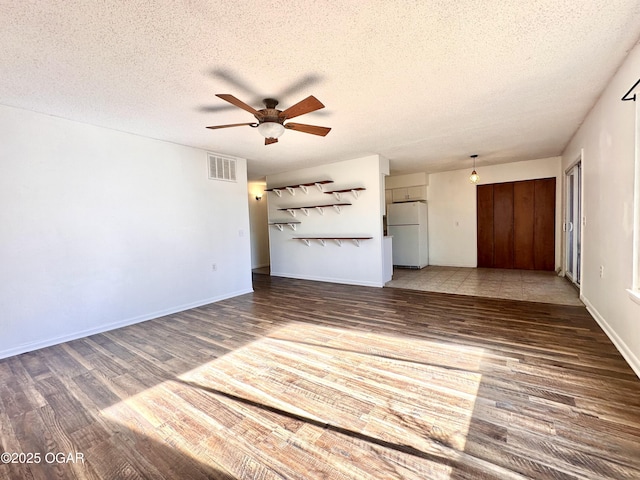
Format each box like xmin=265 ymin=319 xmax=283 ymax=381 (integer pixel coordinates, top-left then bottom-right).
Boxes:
xmin=469 ymin=154 xmax=480 ymax=184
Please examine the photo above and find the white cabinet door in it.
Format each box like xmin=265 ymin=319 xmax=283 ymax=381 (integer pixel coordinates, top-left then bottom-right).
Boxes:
xmin=391 ymin=186 xmax=427 ymax=202
xmin=407 ymin=185 xmax=427 ymax=201
xmin=392 ymin=188 xmax=409 ymax=203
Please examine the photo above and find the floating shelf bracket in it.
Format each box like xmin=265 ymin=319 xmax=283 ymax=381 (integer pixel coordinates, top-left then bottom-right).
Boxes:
xmin=315 ymin=182 xmax=326 ymax=192
xmin=332 ymin=189 xmax=362 ymax=201
xmin=285 ymin=186 xmax=296 ymax=196
xmin=270 ymin=221 xmax=301 ymax=231
xmin=315 ymin=206 xmax=325 ymax=215
xmin=294 ymin=236 xmax=372 ymax=247
xmin=272 ymin=189 xmax=283 ymax=197
xmin=299 ymin=185 xmax=309 ymax=194
xmin=325 ymin=187 xmax=365 ymax=201
xmin=301 ymin=207 xmax=311 ymax=216
xmin=273 ymin=223 xmax=298 ymax=231
xmin=286 ymin=209 xmax=296 ymax=218
xmin=332 ymin=205 xmax=343 ymax=214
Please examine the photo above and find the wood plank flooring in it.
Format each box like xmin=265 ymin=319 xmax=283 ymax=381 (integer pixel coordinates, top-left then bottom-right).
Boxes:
xmin=1 ymin=274 xmax=639 ymax=479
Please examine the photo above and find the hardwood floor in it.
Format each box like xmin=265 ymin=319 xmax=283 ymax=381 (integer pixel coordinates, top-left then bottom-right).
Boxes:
xmin=1 ymin=274 xmax=639 ymax=479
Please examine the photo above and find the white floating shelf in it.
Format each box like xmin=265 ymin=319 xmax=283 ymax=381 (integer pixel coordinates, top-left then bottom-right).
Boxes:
xmin=265 ymin=180 xmax=334 ymax=197
xmin=324 ymin=187 xmax=366 ymax=201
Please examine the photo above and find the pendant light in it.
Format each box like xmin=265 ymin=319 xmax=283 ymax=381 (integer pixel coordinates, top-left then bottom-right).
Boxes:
xmin=469 ymin=154 xmax=479 ymax=184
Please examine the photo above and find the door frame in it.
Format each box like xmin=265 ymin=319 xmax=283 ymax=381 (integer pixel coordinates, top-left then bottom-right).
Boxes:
xmin=564 ymin=153 xmax=583 ymax=287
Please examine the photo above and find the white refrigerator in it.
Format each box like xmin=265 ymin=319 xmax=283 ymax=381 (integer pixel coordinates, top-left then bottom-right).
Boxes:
xmin=387 ymin=201 xmax=429 ymax=268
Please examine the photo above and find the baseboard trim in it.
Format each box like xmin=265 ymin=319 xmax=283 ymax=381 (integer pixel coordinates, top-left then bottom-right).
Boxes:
xmin=270 ymin=272 xmax=383 ymax=288
xmin=581 ymin=294 xmax=640 ymax=380
xmin=427 ymin=261 xmax=477 ymax=268
xmin=0 ymin=288 xmax=254 ymax=360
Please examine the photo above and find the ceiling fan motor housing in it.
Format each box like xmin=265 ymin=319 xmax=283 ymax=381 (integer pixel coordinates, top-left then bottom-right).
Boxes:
xmin=255 ymin=108 xmax=284 ymax=124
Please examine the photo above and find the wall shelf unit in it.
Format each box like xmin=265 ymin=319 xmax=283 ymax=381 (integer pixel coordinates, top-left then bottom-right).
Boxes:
xmin=278 ymin=203 xmax=351 ymax=217
xmin=294 ymin=236 xmax=373 ymax=247
xmin=324 ymin=187 xmax=366 ymax=201
xmin=265 ymin=180 xmax=334 ymax=197
xmin=269 ymin=221 xmax=301 ymax=231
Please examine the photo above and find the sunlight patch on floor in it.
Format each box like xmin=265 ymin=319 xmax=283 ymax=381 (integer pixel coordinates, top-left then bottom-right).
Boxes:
xmin=101 ymin=322 xmax=486 ymax=479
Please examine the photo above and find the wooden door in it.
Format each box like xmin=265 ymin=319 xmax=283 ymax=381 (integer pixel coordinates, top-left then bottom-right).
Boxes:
xmin=477 ymin=185 xmax=494 ymax=268
xmin=534 ymin=178 xmax=556 ymax=270
xmin=513 ymin=181 xmax=535 ymax=269
xmin=493 ymin=183 xmax=514 ymax=269
xmin=476 ymin=178 xmax=555 ymax=270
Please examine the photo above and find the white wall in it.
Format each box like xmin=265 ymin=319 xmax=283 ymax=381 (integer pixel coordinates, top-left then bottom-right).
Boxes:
xmin=385 ymin=172 xmax=428 ymax=189
xmin=267 ymin=155 xmax=385 ymax=287
xmin=248 ymin=181 xmax=270 ymax=268
xmin=0 ymin=105 xmax=253 ymax=359
xmin=562 ymin=41 xmax=640 ymax=377
xmin=427 ymin=157 xmax=562 ymax=267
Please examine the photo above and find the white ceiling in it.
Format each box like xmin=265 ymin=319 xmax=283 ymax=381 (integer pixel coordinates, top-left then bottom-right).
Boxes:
xmin=1 ymin=1 xmax=640 ymax=180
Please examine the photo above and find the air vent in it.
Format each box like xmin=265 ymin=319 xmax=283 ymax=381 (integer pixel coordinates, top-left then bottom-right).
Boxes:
xmin=208 ymin=153 xmax=237 ymax=182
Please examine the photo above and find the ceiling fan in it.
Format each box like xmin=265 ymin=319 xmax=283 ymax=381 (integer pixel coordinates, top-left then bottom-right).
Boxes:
xmin=206 ymin=94 xmax=331 ymax=145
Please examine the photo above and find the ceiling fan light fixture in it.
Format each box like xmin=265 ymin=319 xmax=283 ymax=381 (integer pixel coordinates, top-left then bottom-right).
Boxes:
xmin=469 ymin=154 xmax=480 ymax=184
xmin=257 ymin=122 xmax=285 ymax=139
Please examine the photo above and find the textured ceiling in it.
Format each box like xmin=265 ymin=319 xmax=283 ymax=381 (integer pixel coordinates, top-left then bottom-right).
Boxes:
xmin=1 ymin=1 xmax=640 ymax=180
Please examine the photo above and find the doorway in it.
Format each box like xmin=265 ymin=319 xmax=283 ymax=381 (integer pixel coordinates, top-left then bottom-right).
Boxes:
xmin=565 ymin=160 xmax=582 ymax=286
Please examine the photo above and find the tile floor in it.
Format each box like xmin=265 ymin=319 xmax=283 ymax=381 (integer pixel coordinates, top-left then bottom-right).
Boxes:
xmin=253 ymin=266 xmax=583 ymax=306
xmin=385 ymin=266 xmax=583 ymax=306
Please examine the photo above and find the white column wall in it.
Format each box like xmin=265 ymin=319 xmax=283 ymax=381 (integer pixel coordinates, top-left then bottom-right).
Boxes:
xmin=266 ymin=155 xmax=385 ymax=287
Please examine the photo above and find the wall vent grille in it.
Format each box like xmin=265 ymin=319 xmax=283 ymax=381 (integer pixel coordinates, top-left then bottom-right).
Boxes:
xmin=208 ymin=153 xmax=237 ymax=182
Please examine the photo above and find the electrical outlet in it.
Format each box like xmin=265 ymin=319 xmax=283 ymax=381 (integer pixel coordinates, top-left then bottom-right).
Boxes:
xmin=212 ymin=264 xmax=217 ymax=272
xmin=599 ymin=265 xmax=604 ymax=278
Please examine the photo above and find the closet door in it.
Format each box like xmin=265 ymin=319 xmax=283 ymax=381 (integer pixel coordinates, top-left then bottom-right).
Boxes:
xmin=493 ymin=183 xmax=514 ymax=269
xmin=513 ymin=180 xmax=535 ymax=269
xmin=477 ymin=185 xmax=494 ymax=268
xmin=477 ymin=178 xmax=555 ymax=271
xmin=534 ymin=178 xmax=556 ymax=271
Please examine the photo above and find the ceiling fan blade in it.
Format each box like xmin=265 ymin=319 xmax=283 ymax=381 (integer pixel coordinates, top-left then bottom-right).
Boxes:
xmin=265 ymin=137 xmax=278 ymax=145
xmin=215 ymin=94 xmax=263 ymax=118
xmin=206 ymin=122 xmax=256 ymax=130
xmin=278 ymin=96 xmax=325 ymax=120
xmin=284 ymin=123 xmax=331 ymax=136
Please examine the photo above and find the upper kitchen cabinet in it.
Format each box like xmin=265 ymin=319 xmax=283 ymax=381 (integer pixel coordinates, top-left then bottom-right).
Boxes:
xmin=391 ymin=185 xmax=427 ymax=203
